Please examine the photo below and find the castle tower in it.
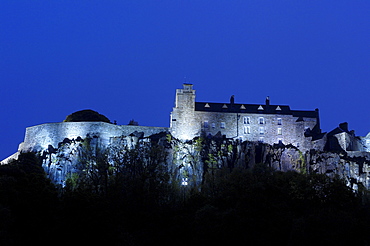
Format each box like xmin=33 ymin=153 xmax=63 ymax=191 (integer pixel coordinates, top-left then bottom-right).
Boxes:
xmin=170 ymin=84 xmax=198 ymax=140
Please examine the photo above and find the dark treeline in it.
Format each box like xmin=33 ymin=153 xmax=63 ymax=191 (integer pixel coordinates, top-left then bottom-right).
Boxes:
xmin=1 ymin=152 xmax=370 ymax=246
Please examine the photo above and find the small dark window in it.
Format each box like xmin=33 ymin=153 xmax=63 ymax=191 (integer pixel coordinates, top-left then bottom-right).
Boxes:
xmin=204 ymin=121 xmax=209 ymax=128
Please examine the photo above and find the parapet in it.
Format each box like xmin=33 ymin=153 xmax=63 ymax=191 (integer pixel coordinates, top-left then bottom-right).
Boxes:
xmin=19 ymin=122 xmax=169 ymax=153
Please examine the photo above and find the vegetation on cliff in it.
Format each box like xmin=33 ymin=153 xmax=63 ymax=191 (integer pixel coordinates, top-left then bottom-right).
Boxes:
xmin=1 ymin=152 xmax=370 ymax=245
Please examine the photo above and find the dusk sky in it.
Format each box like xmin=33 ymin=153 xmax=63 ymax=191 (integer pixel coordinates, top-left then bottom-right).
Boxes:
xmin=1 ymin=1 xmax=369 ymax=160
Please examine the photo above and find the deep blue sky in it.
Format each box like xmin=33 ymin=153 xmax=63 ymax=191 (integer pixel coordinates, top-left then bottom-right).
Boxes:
xmin=1 ymin=1 xmax=369 ymax=160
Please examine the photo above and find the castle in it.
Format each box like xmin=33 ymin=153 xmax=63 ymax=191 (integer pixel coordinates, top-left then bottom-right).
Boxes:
xmin=2 ymin=84 xmax=370 ymax=190
xmin=2 ymin=83 xmax=370 ymax=164
xmin=171 ymin=83 xmax=321 ymax=150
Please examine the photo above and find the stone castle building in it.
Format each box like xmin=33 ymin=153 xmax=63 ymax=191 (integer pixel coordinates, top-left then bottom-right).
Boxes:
xmin=2 ymin=83 xmax=370 ymax=164
xmin=171 ymin=83 xmax=321 ymax=151
xmin=2 ymin=83 xmax=370 ymax=190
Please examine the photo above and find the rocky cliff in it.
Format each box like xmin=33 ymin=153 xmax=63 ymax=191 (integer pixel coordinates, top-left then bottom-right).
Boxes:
xmin=31 ymin=130 xmax=370 ymax=191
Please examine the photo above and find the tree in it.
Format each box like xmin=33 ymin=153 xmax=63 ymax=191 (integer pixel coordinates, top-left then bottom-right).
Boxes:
xmin=63 ymin=109 xmax=111 ymax=123
xmin=0 ymin=152 xmax=58 ymax=245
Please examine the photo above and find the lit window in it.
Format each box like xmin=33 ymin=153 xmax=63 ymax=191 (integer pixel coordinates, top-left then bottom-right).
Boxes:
xmin=277 ymin=128 xmax=282 ymax=135
xmin=220 ymin=122 xmax=225 ymax=129
xmin=204 ymin=121 xmax=209 ymax=128
xmin=259 ymin=117 xmax=264 ymax=124
xmin=244 ymin=126 xmax=251 ymax=134
xmin=211 ymin=123 xmax=216 ymax=128
xmin=259 ymin=127 xmax=264 ymax=134
xmin=277 ymin=118 xmax=282 ymax=125
xmin=244 ymin=117 xmax=251 ymax=124
xmin=181 ymin=178 xmax=188 ymax=186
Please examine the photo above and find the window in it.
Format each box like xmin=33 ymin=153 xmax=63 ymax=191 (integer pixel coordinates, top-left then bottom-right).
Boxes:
xmin=277 ymin=128 xmax=282 ymax=135
xmin=259 ymin=137 xmax=264 ymax=142
xmin=244 ymin=117 xmax=250 ymax=124
xmin=204 ymin=121 xmax=209 ymax=128
xmin=220 ymin=122 xmax=225 ymax=129
xmin=259 ymin=127 xmax=264 ymax=135
xmin=277 ymin=118 xmax=282 ymax=125
xmin=244 ymin=126 xmax=251 ymax=134
xmin=181 ymin=178 xmax=188 ymax=186
xmin=211 ymin=123 xmax=216 ymax=128
xmin=259 ymin=117 xmax=264 ymax=124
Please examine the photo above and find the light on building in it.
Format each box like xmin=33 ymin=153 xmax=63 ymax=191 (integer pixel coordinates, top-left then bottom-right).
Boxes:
xmin=181 ymin=178 xmax=188 ymax=186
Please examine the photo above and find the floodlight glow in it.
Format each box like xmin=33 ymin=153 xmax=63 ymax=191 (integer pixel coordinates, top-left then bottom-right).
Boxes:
xmin=181 ymin=178 xmax=188 ymax=186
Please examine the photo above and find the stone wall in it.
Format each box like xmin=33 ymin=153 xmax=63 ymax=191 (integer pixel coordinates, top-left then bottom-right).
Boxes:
xmin=170 ymin=84 xmax=199 ymax=140
xmin=170 ymin=84 xmax=318 ymax=151
xmin=193 ymin=111 xmax=317 ymax=151
xmin=361 ymin=132 xmax=370 ymax=152
xmin=19 ymin=122 xmax=169 ymax=153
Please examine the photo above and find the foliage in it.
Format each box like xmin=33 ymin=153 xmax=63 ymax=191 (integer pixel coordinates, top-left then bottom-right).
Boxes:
xmin=128 ymin=119 xmax=139 ymax=125
xmin=1 ymin=151 xmax=370 ymax=245
xmin=63 ymin=109 xmax=111 ymax=123
xmin=0 ymin=153 xmax=58 ymax=245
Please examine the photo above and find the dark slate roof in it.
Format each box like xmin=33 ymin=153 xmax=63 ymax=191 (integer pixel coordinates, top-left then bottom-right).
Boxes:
xmin=195 ymin=102 xmax=318 ymax=119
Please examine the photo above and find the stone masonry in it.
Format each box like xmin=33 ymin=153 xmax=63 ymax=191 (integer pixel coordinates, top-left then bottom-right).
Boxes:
xmin=170 ymin=84 xmax=320 ymax=152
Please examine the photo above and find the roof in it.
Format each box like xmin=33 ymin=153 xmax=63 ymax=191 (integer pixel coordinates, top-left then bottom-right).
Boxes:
xmin=195 ymin=102 xmax=318 ymax=118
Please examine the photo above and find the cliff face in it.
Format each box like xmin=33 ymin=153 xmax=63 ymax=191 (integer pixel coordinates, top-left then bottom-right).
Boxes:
xmin=35 ymin=131 xmax=370 ymax=191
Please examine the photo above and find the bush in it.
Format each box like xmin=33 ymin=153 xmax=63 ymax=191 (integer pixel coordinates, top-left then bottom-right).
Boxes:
xmin=63 ymin=109 xmax=110 ymax=123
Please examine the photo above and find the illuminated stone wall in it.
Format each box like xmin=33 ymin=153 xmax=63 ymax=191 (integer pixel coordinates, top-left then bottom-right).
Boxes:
xmin=170 ymin=84 xmax=320 ymax=151
xmin=361 ymin=133 xmax=370 ymax=152
xmin=19 ymin=122 xmax=169 ymax=153
xmin=170 ymin=84 xmax=200 ymax=140
xmin=194 ymin=111 xmax=318 ymax=151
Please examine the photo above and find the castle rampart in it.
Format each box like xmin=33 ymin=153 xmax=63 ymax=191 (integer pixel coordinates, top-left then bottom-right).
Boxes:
xmin=1 ymin=84 xmax=370 ymax=190
xmin=2 ymin=83 xmax=370 ymax=168
xmin=18 ymin=122 xmax=169 ymax=154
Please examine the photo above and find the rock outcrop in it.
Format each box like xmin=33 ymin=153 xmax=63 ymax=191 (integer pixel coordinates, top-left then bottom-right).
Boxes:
xmin=24 ymin=131 xmax=370 ymax=191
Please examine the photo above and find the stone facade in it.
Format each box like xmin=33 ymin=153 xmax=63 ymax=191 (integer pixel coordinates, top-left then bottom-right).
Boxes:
xmin=17 ymin=122 xmax=169 ymax=157
xmin=3 ymin=83 xmax=370 ymax=166
xmin=361 ymin=132 xmax=370 ymax=152
xmin=2 ymin=83 xmax=370 ymax=190
xmin=171 ymin=84 xmax=320 ymax=151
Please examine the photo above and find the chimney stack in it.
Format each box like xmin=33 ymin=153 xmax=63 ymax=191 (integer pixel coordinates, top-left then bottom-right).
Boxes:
xmin=265 ymin=96 xmax=270 ymax=106
xmin=230 ymin=95 xmax=235 ymax=105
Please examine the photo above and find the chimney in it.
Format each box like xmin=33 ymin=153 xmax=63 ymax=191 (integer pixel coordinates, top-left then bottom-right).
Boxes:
xmin=230 ymin=95 xmax=235 ymax=105
xmin=339 ymin=122 xmax=349 ymax=133
xmin=183 ymin=83 xmax=193 ymax=91
xmin=265 ymin=96 xmax=270 ymax=106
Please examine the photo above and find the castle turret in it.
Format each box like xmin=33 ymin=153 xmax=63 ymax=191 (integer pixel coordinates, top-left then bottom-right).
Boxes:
xmin=175 ymin=83 xmax=195 ymax=109
xmin=170 ymin=83 xmax=198 ymax=140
